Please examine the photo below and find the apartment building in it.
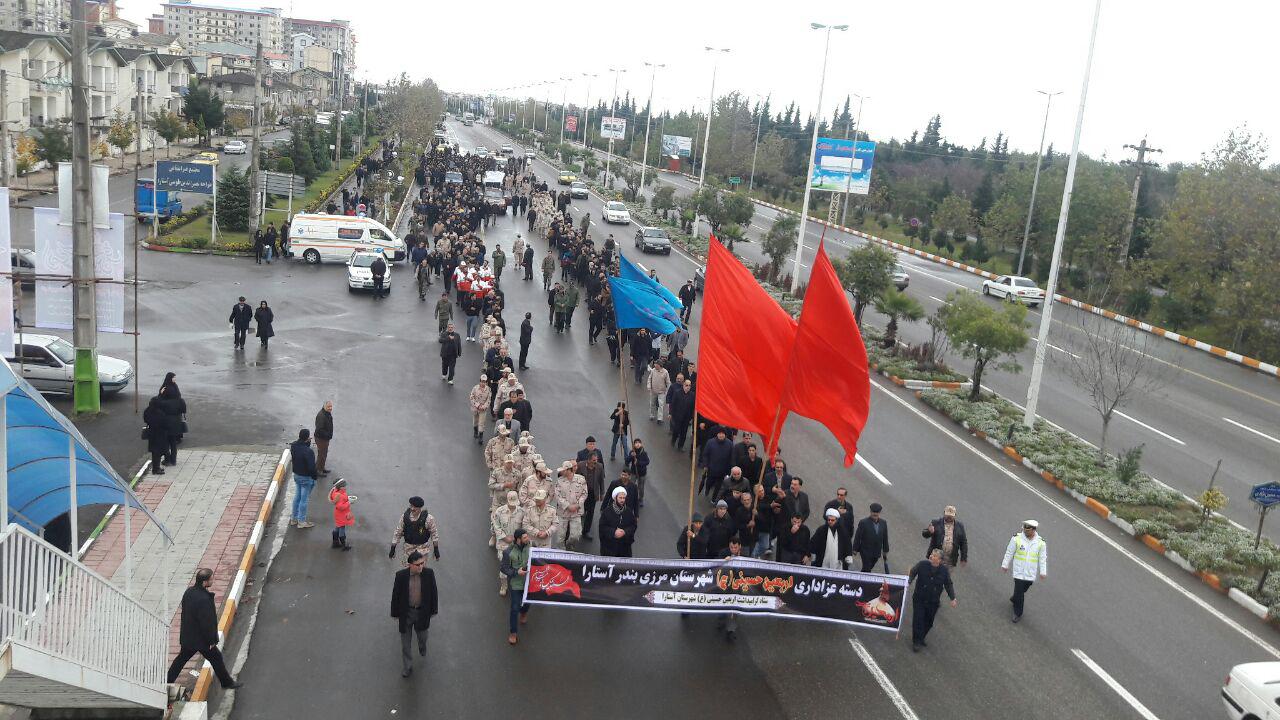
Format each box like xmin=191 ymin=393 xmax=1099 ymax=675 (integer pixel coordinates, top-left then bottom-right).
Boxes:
xmin=161 ymin=0 xmax=283 ymax=54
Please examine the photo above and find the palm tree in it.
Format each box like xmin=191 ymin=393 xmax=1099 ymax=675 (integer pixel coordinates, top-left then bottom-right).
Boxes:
xmin=874 ymin=291 xmax=925 ymax=349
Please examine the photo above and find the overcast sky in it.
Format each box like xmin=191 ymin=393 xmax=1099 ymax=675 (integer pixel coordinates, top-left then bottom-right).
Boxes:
xmin=127 ymin=0 xmax=1279 ymax=165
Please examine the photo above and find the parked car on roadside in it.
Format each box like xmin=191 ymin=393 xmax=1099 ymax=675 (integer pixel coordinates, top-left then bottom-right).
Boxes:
xmin=223 ymin=139 xmax=247 ymax=154
xmin=4 ymin=334 xmax=133 ymax=396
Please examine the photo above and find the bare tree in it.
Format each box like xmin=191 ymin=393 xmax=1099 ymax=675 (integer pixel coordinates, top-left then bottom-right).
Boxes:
xmin=1058 ymin=311 xmax=1169 ymax=463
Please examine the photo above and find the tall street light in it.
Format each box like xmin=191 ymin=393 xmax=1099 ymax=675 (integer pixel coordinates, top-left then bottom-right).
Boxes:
xmin=791 ymin=23 xmax=847 ymax=292
xmin=747 ymin=93 xmax=769 ymax=193
xmin=581 ymin=72 xmax=597 ymax=149
xmin=1023 ymin=0 xmax=1104 ymax=429
xmin=694 ymin=46 xmax=730 ymax=241
xmin=603 ymin=66 xmax=627 ymax=189
xmin=638 ymin=61 xmax=666 ymax=195
xmin=1017 ymin=89 xmax=1061 ymax=276
xmin=839 ymin=93 xmax=867 ymax=226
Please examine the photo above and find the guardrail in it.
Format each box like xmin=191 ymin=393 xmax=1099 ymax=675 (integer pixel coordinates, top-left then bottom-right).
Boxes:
xmin=0 ymin=523 xmax=167 ymax=690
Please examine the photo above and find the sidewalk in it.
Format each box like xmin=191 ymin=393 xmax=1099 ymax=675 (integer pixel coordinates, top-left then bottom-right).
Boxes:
xmin=80 ymin=447 xmax=281 ymax=692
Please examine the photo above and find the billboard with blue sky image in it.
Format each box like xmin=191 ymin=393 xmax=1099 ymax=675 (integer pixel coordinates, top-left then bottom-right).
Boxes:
xmin=809 ymin=138 xmax=876 ymax=194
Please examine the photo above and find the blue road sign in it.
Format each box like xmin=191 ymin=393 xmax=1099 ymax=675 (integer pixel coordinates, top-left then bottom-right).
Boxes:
xmin=1250 ymin=481 xmax=1280 ymax=507
xmin=157 ymin=160 xmax=215 ymax=194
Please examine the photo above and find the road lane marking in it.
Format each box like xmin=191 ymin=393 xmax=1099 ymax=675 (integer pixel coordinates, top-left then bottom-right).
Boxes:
xmin=1113 ymin=410 xmax=1185 ymax=446
xmin=1030 ymin=338 xmax=1083 ymax=359
xmin=1222 ymin=417 xmax=1280 ymax=445
xmin=929 ymin=296 xmax=946 ymax=304
xmin=869 ymin=378 xmax=1280 ymax=658
xmin=909 ymin=266 xmax=970 ymax=290
xmin=1071 ymin=649 xmax=1161 ymax=720
xmin=848 ymin=638 xmax=920 ymax=720
xmin=856 ymin=454 xmax=891 ymax=485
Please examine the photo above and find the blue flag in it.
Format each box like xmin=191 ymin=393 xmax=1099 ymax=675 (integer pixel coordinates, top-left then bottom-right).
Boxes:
xmin=619 ymin=253 xmax=683 ymax=313
xmin=608 ymin=276 xmax=681 ymax=335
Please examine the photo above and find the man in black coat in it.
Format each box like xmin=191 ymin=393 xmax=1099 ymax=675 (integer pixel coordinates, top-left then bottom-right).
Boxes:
xmin=439 ymin=322 xmax=463 ymax=384
xmin=391 ymin=551 xmax=439 ymax=677
xmin=677 ymin=513 xmax=709 ymax=559
xmin=823 ymin=487 xmax=856 ymax=537
xmin=509 ymin=389 xmax=533 ymax=432
xmin=908 ymin=549 xmax=957 ymax=651
xmin=699 ymin=428 xmax=734 ymax=498
xmin=810 ymin=509 xmax=854 ymax=570
xmin=522 ymin=244 xmax=535 ymax=281
xmin=228 ymin=296 xmax=253 ymax=349
xmin=922 ymin=505 xmax=968 ymax=568
xmin=518 ymin=312 xmax=533 ymax=370
xmin=166 ymin=568 xmax=241 ymax=689
xmin=702 ymin=500 xmax=736 ymax=558
xmin=852 ymin=503 xmax=890 ymax=573
xmin=370 ymin=255 xmax=388 ymax=299
xmin=598 ymin=486 xmax=638 ymax=557
xmin=677 ymin=279 xmax=696 ymax=323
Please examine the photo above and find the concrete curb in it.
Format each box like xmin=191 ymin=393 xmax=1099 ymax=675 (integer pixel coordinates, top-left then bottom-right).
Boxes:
xmin=747 ymin=198 xmax=1279 ymax=379
xmin=912 ymin=389 xmax=1275 ymax=625
xmin=189 ymin=449 xmax=291 ymax=703
xmin=869 ymin=361 xmax=970 ymax=391
xmin=141 ymin=242 xmax=253 ymax=257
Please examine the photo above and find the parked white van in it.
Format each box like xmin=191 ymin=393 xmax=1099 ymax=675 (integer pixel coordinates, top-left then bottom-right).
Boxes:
xmin=288 ymin=214 xmax=407 ymax=264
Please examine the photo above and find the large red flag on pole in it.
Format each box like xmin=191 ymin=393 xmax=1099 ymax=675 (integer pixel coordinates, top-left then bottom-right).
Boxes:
xmin=697 ymin=237 xmax=798 ymax=455
xmin=779 ymin=242 xmax=871 ymax=466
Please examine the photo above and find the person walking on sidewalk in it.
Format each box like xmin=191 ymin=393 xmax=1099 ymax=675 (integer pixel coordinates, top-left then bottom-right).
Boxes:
xmin=289 ymin=429 xmax=318 ymax=528
xmin=142 ymin=395 xmax=171 ymax=475
xmin=1001 ymin=520 xmax=1047 ymax=623
xmin=314 ymin=401 xmax=334 ymax=476
xmin=908 ymin=548 xmax=957 ymax=651
xmin=229 ymin=296 xmax=253 ymax=349
xmin=329 ymin=477 xmax=356 ymax=550
xmin=166 ymin=568 xmax=242 ymax=689
xmin=501 ymin=528 xmax=532 ymax=645
xmin=390 ymin=550 xmax=438 ymax=677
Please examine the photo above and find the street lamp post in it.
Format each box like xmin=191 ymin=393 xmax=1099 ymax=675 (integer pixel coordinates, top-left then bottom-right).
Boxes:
xmin=602 ymin=67 xmax=626 ymax=189
xmin=638 ymin=61 xmax=665 ymax=198
xmin=747 ymin=93 xmax=768 ymax=193
xmin=694 ymin=46 xmax=730 ymax=241
xmin=1017 ymin=89 xmax=1061 ymax=276
xmin=581 ymin=72 xmax=597 ymax=150
xmin=1023 ymin=0 xmax=1104 ymax=429
xmin=791 ymin=23 xmax=847 ymax=292
xmin=558 ymin=76 xmax=572 ymax=145
xmin=839 ymin=93 xmax=867 ymax=226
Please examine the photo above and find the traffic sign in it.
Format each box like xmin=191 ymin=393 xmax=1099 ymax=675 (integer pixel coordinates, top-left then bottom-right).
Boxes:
xmin=258 ymin=171 xmax=305 ymax=198
xmin=1251 ymin=481 xmax=1280 ymax=507
xmin=156 ymin=160 xmax=215 ymax=194
xmin=728 ymin=176 xmax=741 ymax=185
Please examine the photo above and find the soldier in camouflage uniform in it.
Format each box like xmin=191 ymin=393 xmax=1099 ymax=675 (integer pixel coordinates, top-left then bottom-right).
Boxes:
xmin=524 ymin=490 xmax=560 ymax=549
xmin=469 ymin=373 xmax=492 ymax=444
xmin=488 ymin=454 xmax=522 ymax=511
xmin=491 ymin=490 xmax=525 ymax=596
xmin=519 ymin=462 xmax=553 ymax=508
xmin=553 ymin=460 xmax=589 ymax=549
xmin=485 ymin=426 xmax=515 ymax=470
xmin=389 ymin=496 xmax=440 ymax=564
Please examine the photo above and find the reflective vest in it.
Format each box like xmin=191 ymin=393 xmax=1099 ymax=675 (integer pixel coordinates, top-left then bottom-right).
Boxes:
xmin=1006 ymin=534 xmax=1046 ymax=581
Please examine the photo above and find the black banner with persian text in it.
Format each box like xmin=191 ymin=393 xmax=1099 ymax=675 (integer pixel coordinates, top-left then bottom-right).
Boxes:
xmin=521 ymin=548 xmax=908 ymax=632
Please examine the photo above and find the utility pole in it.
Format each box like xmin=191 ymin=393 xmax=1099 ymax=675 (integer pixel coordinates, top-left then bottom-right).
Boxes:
xmin=694 ymin=47 xmax=730 ymax=241
xmin=840 ymin=94 xmax=866 ymax=226
xmin=1119 ymin=136 xmax=1161 ymax=264
xmin=747 ymin=94 xmax=766 ymax=193
xmin=1017 ymin=90 xmax=1060 ymax=276
xmin=70 ymin=0 xmax=100 ymax=414
xmin=334 ymin=53 xmax=344 ymax=164
xmin=638 ymin=63 xmax=663 ymax=197
xmin=249 ymin=41 xmax=262 ymax=234
xmin=1 ymin=69 xmax=8 ymax=186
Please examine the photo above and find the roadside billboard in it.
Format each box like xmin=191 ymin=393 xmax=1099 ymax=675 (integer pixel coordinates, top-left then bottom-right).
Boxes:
xmin=565 ymin=116 xmax=578 ymax=133
xmin=809 ymin=138 xmax=877 ymax=194
xmin=661 ymin=134 xmax=692 ymax=158
xmin=157 ymin=160 xmax=215 ymax=194
xmin=600 ymin=116 xmax=627 ymax=140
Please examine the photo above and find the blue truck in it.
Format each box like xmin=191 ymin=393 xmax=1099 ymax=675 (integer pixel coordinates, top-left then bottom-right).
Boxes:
xmin=135 ymin=179 xmax=182 ymax=223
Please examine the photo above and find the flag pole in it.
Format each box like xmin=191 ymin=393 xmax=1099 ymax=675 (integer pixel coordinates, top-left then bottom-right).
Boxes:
xmin=684 ymin=420 xmax=697 ymax=559
xmin=759 ymin=406 xmax=784 ymax=487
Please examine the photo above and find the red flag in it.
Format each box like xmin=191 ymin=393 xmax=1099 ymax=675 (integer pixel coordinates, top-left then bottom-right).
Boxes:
xmin=780 ymin=243 xmax=871 ymax=466
xmin=697 ymin=238 xmax=797 ymax=455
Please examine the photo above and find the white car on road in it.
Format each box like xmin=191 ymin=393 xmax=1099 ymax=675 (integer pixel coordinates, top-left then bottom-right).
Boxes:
xmin=1222 ymin=662 xmax=1280 ymax=719
xmin=500 ymin=144 xmax=514 ymax=155
xmin=4 ymin=334 xmax=133 ymax=396
xmin=603 ymin=201 xmax=631 ymax=225
xmin=347 ymin=250 xmax=392 ymax=293
xmin=475 ymin=146 xmax=489 ymax=157
xmin=524 ymin=149 xmax=536 ymax=159
xmin=223 ymin=139 xmax=247 ymax=154
xmin=981 ymin=275 xmax=1045 ymax=307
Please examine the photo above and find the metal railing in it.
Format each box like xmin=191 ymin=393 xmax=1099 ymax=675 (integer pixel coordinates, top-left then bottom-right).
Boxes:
xmin=0 ymin=523 xmax=168 ymax=690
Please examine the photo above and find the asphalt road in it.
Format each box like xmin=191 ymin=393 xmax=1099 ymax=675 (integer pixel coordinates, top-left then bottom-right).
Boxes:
xmin=54 ymin=121 xmax=1234 ymax=719
xmin=502 ymin=127 xmax=1280 ymax=536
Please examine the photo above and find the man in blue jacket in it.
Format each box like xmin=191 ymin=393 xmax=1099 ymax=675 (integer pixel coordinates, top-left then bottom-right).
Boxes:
xmin=290 ymin=429 xmax=318 ymax=528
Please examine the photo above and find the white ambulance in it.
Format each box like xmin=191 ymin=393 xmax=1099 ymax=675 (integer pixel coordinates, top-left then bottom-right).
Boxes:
xmin=288 ymin=214 xmax=406 ymax=264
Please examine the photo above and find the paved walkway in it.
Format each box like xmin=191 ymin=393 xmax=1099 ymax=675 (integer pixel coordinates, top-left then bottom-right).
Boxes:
xmin=80 ymin=448 xmax=280 ymax=690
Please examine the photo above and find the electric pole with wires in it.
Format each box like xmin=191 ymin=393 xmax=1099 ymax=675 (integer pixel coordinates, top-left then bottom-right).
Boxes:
xmin=1119 ymin=136 xmax=1161 ymax=264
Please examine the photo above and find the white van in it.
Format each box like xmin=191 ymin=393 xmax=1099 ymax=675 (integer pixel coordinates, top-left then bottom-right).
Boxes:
xmin=288 ymin=213 xmax=406 ymax=264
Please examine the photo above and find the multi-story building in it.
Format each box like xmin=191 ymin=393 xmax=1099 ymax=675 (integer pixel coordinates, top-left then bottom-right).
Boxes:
xmin=283 ymin=16 xmax=352 ymax=102
xmin=160 ymin=0 xmax=283 ymax=54
xmin=0 ymin=0 xmax=65 ymax=32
